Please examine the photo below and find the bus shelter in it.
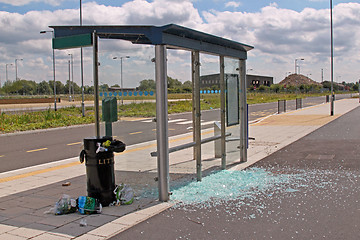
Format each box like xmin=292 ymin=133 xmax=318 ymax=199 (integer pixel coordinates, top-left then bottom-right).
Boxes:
xmin=50 ymin=24 xmax=253 ymax=201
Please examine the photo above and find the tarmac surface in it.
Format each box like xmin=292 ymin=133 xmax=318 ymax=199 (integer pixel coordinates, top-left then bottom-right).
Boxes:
xmin=0 ymin=98 xmax=358 ymax=239
xmin=110 ymin=104 xmax=360 ymax=240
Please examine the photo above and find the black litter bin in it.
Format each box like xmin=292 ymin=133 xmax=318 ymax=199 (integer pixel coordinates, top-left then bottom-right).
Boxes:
xmin=80 ymin=136 xmax=125 ymax=206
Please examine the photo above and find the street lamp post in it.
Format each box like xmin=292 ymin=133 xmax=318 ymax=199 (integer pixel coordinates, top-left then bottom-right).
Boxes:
xmin=68 ymin=53 xmax=74 ymax=101
xmin=330 ymin=0 xmax=334 ymax=116
xmin=40 ymin=30 xmax=57 ymax=111
xmin=15 ymin=58 xmax=23 ymax=81
xmin=295 ymin=58 xmax=304 ymax=74
xmin=5 ymin=63 xmax=12 ymax=82
xmin=321 ymin=68 xmax=324 ymax=83
xmin=80 ymin=0 xmax=85 ymax=116
xmin=113 ymin=56 xmax=130 ymax=105
xmin=68 ymin=59 xmax=72 ymax=102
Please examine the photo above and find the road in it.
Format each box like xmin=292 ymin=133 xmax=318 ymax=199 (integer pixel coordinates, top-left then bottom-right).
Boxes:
xmin=0 ymin=94 xmax=354 ymax=173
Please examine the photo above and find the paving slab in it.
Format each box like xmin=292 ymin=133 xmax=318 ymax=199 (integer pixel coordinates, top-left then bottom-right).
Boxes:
xmin=108 ymin=103 xmax=360 ymax=240
xmin=0 ymin=98 xmax=357 ymax=239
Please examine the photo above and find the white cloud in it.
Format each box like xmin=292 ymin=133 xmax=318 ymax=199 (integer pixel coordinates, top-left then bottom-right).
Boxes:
xmin=1 ymin=1 xmax=360 ymax=85
xmin=225 ymin=1 xmax=242 ymax=8
xmin=269 ymin=2 xmax=278 ymax=8
xmin=202 ymin=2 xmax=360 ymax=82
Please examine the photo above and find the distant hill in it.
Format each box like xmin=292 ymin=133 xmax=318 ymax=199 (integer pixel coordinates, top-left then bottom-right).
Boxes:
xmin=279 ymin=74 xmax=321 ymax=86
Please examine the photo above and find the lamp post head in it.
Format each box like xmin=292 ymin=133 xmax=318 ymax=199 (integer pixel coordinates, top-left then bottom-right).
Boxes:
xmin=40 ymin=30 xmax=53 ymax=34
xmin=113 ymin=56 xmax=130 ymax=60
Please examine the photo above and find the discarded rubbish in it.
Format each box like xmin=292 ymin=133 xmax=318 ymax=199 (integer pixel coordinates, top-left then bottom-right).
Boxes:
xmin=95 ymin=142 xmax=108 ymax=153
xmin=79 ymin=218 xmax=88 ymax=227
xmin=107 ymin=139 xmax=126 ymax=153
xmin=77 ymin=196 xmax=102 ymax=214
xmin=53 ymin=194 xmax=77 ymax=215
xmin=95 ymin=139 xmax=126 ymax=154
xmin=62 ymin=182 xmax=71 ymax=187
xmin=114 ymin=184 xmax=134 ymax=205
xmin=187 ymin=217 xmax=204 ymax=226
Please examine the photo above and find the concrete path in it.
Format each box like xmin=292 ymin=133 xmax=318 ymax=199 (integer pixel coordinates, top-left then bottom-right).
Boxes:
xmin=0 ymin=99 xmax=358 ymax=239
xmin=111 ymin=103 xmax=360 ymax=240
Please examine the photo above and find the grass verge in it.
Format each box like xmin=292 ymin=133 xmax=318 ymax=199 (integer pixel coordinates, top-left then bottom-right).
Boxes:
xmin=0 ymin=92 xmax=348 ymax=134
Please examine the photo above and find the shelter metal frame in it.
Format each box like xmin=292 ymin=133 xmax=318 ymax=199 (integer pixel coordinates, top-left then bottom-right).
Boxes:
xmin=50 ymin=24 xmax=253 ymax=201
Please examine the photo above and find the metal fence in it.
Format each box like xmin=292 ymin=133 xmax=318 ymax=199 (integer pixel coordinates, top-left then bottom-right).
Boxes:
xmin=278 ymin=100 xmax=286 ymax=114
xmin=296 ymin=98 xmax=302 ymax=110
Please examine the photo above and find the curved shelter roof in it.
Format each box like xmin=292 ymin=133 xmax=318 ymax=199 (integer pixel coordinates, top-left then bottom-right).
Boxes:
xmin=50 ymin=24 xmax=253 ymax=59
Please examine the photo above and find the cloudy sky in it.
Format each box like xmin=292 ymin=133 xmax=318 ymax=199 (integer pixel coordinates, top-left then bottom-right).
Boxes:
xmin=0 ymin=0 xmax=359 ymax=89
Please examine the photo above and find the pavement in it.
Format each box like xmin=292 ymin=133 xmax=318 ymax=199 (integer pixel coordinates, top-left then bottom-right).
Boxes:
xmin=0 ymin=98 xmax=358 ymax=239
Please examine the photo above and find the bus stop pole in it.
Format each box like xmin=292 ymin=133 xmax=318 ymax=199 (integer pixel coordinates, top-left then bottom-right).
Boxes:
xmin=93 ymin=31 xmax=100 ymax=138
xmin=155 ymin=45 xmax=170 ymax=201
xmin=239 ymin=59 xmax=247 ymax=162
xmin=219 ymin=56 xmax=226 ymax=169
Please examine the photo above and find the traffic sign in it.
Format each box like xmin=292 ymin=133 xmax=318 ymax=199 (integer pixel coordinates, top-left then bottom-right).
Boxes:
xmin=52 ymin=33 xmax=92 ymax=49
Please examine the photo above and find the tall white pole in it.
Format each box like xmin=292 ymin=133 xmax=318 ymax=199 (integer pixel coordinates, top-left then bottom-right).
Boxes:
xmin=68 ymin=53 xmax=74 ymax=101
xmin=93 ymin=31 xmax=100 ymax=138
xmin=5 ymin=64 xmax=12 ymax=82
xmin=15 ymin=59 xmax=23 ymax=81
xmin=68 ymin=60 xmax=71 ymax=102
xmin=71 ymin=54 xmax=74 ymax=98
xmin=80 ymin=0 xmax=85 ymax=116
xmin=321 ymin=68 xmax=324 ymax=83
xmin=113 ymin=56 xmax=129 ymax=105
xmin=40 ymin=30 xmax=57 ymax=110
xmin=52 ymin=32 xmax=57 ymax=111
xmin=121 ymin=57 xmax=123 ymax=105
xmin=330 ymin=0 xmax=334 ymax=116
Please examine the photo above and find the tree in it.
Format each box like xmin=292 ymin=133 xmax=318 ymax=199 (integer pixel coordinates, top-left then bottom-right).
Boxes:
xmin=182 ymin=80 xmax=192 ymax=93
xmin=138 ymin=79 xmax=156 ymax=91
xmin=167 ymin=76 xmax=182 ymax=89
xmin=37 ymin=81 xmax=52 ymax=95
xmin=352 ymin=83 xmax=359 ymax=91
xmin=84 ymin=85 xmax=94 ymax=94
xmin=100 ymin=83 xmax=109 ymax=92
xmin=52 ymin=81 xmax=66 ymax=94
xmin=72 ymin=82 xmax=81 ymax=94
xmin=270 ymin=84 xmax=281 ymax=93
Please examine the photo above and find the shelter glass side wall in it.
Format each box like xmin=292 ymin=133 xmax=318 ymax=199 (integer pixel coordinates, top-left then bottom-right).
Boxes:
xmin=224 ymin=58 xmax=243 ymax=165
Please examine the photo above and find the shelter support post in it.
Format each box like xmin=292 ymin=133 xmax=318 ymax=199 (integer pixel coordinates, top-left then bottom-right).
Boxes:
xmin=192 ymin=51 xmax=202 ymax=181
xmin=239 ymin=59 xmax=247 ymax=162
xmin=219 ymin=56 xmax=226 ymax=169
xmin=191 ymin=52 xmax=196 ymax=159
xmin=93 ymin=31 xmax=100 ymax=138
xmin=155 ymin=45 xmax=170 ymax=201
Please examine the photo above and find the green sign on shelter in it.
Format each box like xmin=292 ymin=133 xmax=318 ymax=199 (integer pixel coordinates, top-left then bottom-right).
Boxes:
xmin=52 ymin=33 xmax=92 ymax=50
